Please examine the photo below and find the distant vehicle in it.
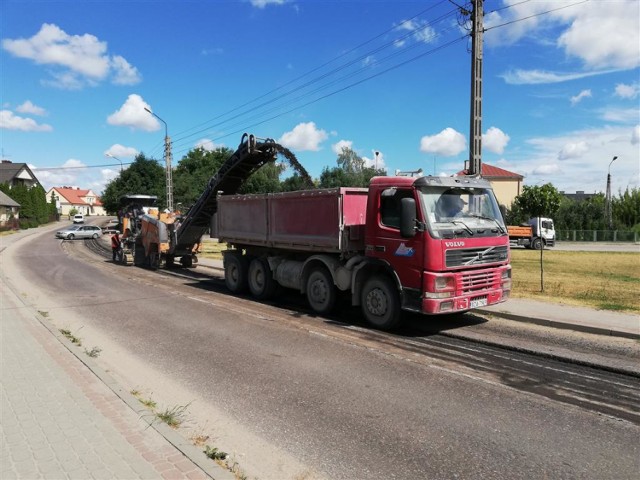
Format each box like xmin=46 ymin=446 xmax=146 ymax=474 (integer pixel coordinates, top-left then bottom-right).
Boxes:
xmin=55 ymin=225 xmax=102 ymax=240
xmin=72 ymin=214 xmax=85 ymax=224
xmin=507 ymin=217 xmax=555 ymax=250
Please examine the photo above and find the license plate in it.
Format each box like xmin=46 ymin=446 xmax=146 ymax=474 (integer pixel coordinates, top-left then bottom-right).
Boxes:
xmin=470 ymin=297 xmax=488 ymax=308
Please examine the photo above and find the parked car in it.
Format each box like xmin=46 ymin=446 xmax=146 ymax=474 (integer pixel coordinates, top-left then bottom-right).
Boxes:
xmin=73 ymin=214 xmax=85 ymax=224
xmin=55 ymin=225 xmax=103 ymax=240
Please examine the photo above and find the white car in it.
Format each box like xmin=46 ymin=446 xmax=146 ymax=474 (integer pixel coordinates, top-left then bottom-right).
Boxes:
xmin=73 ymin=214 xmax=85 ymax=224
xmin=55 ymin=225 xmax=102 ymax=240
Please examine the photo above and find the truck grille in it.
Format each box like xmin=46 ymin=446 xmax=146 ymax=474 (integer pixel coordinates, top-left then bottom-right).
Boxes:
xmin=446 ymin=246 xmax=508 ymax=268
xmin=460 ymin=270 xmax=499 ymax=294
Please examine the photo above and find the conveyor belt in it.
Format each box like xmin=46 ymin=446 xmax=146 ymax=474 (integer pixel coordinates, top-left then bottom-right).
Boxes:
xmin=172 ymin=133 xmax=313 ymax=254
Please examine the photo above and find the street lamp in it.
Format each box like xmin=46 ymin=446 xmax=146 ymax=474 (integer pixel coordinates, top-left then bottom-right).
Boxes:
xmin=606 ymin=156 xmax=618 ymax=230
xmin=144 ymin=107 xmax=173 ymax=211
xmin=105 ymin=153 xmax=123 ymax=172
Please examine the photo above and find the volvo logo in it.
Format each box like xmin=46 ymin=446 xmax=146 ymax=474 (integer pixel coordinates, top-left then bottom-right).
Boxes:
xmin=445 ymin=241 xmax=465 ymax=247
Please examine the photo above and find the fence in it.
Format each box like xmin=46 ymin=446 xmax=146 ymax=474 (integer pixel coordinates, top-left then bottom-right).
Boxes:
xmin=556 ymin=230 xmax=638 ymax=242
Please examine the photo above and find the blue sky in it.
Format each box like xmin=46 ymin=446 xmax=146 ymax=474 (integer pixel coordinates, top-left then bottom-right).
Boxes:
xmin=2 ymin=0 xmax=639 ymax=197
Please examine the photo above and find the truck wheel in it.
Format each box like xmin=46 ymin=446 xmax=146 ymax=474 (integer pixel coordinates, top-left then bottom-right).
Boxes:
xmin=306 ymin=268 xmax=336 ymax=315
xmin=532 ymin=237 xmax=543 ymax=250
xmin=361 ymin=275 xmax=401 ymax=330
xmin=225 ymin=254 xmax=249 ymax=293
xmin=248 ymin=257 xmax=276 ymax=300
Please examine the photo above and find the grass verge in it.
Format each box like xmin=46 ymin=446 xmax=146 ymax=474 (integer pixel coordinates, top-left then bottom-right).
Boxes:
xmin=510 ymin=249 xmax=640 ymax=313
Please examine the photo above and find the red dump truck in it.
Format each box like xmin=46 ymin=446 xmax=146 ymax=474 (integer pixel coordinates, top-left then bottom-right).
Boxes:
xmin=212 ymin=174 xmax=511 ymax=330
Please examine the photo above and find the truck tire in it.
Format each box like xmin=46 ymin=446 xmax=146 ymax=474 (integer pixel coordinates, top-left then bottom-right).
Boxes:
xmin=225 ymin=253 xmax=249 ymax=293
xmin=532 ymin=237 xmax=543 ymax=250
xmin=361 ymin=275 xmax=401 ymax=330
xmin=306 ymin=267 xmax=336 ymax=315
xmin=248 ymin=257 xmax=277 ymax=300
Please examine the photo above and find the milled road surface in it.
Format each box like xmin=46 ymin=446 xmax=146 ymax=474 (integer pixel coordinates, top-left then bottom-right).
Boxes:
xmin=3 ymin=225 xmax=639 ymax=479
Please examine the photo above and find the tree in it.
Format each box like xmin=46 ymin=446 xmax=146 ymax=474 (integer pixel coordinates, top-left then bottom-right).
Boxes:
xmin=173 ymin=147 xmax=232 ymax=208
xmin=511 ymin=183 xmax=562 ymax=292
xmin=239 ymin=162 xmax=285 ymax=194
xmin=612 ymin=187 xmax=640 ymax=231
xmin=101 ymin=153 xmax=165 ymax=213
xmin=319 ymin=147 xmax=386 ymax=188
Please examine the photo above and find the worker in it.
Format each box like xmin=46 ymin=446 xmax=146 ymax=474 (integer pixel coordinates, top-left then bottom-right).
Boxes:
xmin=436 ymin=192 xmax=467 ymax=219
xmin=111 ymin=231 xmax=121 ymax=262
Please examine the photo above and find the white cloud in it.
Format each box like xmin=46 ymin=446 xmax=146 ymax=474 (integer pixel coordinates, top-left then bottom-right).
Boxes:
xmin=558 ymin=141 xmax=589 ymax=160
xmin=16 ymin=100 xmax=47 ymax=116
xmin=532 ymin=164 xmax=562 ymax=175
xmin=487 ymin=0 xmax=640 ymax=70
xmin=420 ymin=128 xmax=466 ymax=156
xmin=107 ymin=94 xmax=159 ymax=132
xmin=0 ymin=110 xmax=52 ymax=132
xmin=31 ymin=158 xmax=87 ymax=190
xmin=279 ymin=122 xmax=328 ymax=151
xmin=517 ymin=125 xmax=640 ymax=193
xmin=111 ymin=55 xmax=142 ymax=85
xmin=501 ymin=68 xmax=619 ymax=85
xmin=104 ymin=144 xmax=138 ymax=159
xmin=331 ymin=139 xmax=353 ymax=155
xmin=250 ymin=0 xmax=285 ymax=8
xmin=600 ymin=107 xmax=639 ymax=123
xmin=615 ymin=82 xmax=640 ymax=99
xmin=396 ymin=19 xmax=436 ymax=44
xmin=570 ymin=89 xmax=592 ymax=106
xmin=631 ymin=125 xmax=640 ymax=145
xmin=2 ymin=23 xmax=142 ymax=89
xmin=195 ymin=139 xmax=225 ymax=151
xmin=483 ymin=127 xmax=510 ymax=154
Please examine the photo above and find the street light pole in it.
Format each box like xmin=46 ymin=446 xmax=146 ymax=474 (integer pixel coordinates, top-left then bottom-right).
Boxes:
xmin=606 ymin=155 xmax=618 ymax=230
xmin=144 ymin=107 xmax=173 ymax=211
xmin=105 ymin=153 xmax=123 ymax=172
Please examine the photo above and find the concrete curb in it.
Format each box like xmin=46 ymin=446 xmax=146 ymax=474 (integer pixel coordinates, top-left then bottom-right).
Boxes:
xmin=477 ymin=308 xmax=640 ymax=341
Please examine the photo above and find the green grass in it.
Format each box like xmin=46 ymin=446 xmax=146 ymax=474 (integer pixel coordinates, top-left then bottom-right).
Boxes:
xmin=510 ymin=250 xmax=640 ymax=313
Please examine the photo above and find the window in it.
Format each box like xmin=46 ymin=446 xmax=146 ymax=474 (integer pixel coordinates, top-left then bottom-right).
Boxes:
xmin=380 ymin=188 xmax=414 ymax=229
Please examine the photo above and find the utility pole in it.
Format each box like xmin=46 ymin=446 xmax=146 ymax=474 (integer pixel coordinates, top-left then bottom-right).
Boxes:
xmin=144 ymin=108 xmax=174 ymax=211
xmin=606 ymin=156 xmax=618 ymax=229
xmin=468 ymin=0 xmax=483 ymax=176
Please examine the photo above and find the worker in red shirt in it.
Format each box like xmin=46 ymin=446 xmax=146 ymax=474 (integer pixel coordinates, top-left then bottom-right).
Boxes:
xmin=111 ymin=232 xmax=121 ymax=262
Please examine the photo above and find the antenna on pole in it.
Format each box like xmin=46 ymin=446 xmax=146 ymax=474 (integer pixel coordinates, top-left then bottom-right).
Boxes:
xmin=468 ymin=0 xmax=483 ymax=176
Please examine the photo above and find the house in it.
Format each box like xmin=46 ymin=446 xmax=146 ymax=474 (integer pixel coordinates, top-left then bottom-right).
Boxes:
xmin=458 ymin=163 xmax=524 ymax=208
xmin=0 ymin=190 xmax=20 ymax=228
xmin=46 ymin=186 xmax=106 ymax=217
xmin=0 ymin=160 xmax=40 ymax=189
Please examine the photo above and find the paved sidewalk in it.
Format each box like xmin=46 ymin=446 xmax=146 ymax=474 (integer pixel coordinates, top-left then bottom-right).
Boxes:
xmin=1 ymin=260 xmax=232 ymax=479
xmin=480 ymin=297 xmax=639 ymax=340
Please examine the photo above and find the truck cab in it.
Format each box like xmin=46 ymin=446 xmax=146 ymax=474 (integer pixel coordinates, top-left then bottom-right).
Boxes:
xmin=361 ymin=175 xmax=511 ymax=321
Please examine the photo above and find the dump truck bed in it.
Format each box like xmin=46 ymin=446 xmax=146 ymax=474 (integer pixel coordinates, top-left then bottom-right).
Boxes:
xmin=212 ymin=187 xmax=368 ymax=253
xmin=507 ymin=225 xmax=533 ymax=238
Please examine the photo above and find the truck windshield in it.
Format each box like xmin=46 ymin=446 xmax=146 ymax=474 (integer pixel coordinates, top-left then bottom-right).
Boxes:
xmin=418 ymin=186 xmax=506 ymax=239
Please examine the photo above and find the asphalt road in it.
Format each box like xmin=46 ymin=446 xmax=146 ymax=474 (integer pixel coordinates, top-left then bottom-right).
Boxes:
xmin=3 ymin=226 xmax=639 ymax=480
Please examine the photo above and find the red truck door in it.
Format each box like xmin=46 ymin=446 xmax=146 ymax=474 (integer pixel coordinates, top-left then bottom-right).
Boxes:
xmin=367 ymin=187 xmax=424 ymax=290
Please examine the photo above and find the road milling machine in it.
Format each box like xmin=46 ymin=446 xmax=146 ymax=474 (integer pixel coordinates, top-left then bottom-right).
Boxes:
xmin=115 ymin=133 xmax=312 ymax=269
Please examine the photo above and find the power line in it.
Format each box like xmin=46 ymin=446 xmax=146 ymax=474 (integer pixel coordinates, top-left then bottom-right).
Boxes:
xmin=167 ymin=6 xmax=463 ymax=155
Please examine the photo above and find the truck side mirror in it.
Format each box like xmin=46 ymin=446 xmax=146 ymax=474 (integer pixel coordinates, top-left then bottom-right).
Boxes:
xmin=400 ymin=198 xmax=416 ymax=238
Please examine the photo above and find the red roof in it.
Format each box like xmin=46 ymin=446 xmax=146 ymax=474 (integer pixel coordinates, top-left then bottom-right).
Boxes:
xmin=53 ymin=187 xmax=103 ymax=206
xmin=457 ymin=163 xmax=524 ymax=180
